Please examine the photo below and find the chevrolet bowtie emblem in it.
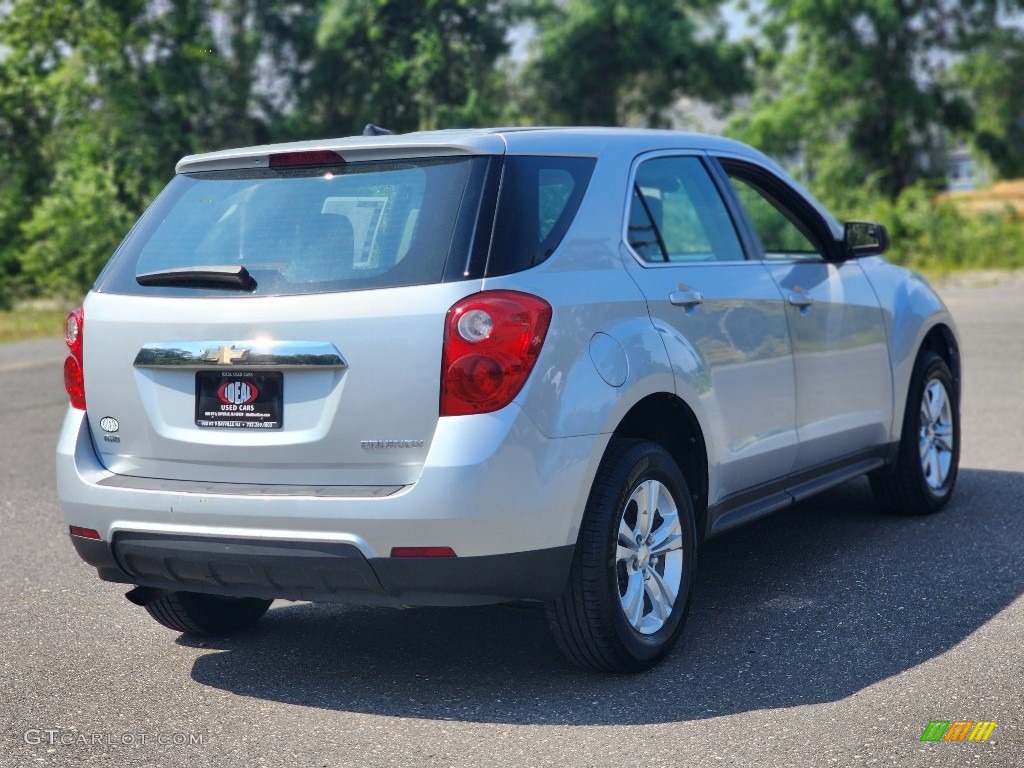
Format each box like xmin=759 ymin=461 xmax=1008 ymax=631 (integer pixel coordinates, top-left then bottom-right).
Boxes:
xmin=203 ymin=345 xmax=249 ymax=365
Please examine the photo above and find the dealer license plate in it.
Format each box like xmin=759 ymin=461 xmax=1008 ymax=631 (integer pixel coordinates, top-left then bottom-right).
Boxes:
xmin=195 ymin=371 xmax=283 ymax=429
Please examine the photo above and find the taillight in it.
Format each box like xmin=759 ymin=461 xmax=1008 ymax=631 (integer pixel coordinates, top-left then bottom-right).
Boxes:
xmin=64 ymin=306 xmax=86 ymax=410
xmin=440 ymin=291 xmax=551 ymax=417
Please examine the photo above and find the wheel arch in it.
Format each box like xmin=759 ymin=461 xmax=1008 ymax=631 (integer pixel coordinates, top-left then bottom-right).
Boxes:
xmin=610 ymin=393 xmax=710 ymax=539
xmin=856 ymin=259 xmax=962 ymax=442
xmin=918 ymin=323 xmax=962 ymax=404
xmin=890 ymin=320 xmax=962 ymax=445
xmin=870 ymin=326 xmax=961 ymax=514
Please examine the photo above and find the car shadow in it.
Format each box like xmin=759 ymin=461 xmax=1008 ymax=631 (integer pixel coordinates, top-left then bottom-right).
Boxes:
xmin=183 ymin=468 xmax=1023 ymax=725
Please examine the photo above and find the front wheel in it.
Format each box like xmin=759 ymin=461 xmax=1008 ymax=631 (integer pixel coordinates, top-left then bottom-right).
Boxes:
xmin=871 ymin=350 xmax=960 ymax=515
xmin=546 ymin=439 xmax=697 ymax=673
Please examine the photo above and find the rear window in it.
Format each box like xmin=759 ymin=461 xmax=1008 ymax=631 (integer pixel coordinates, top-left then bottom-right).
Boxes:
xmin=94 ymin=153 xmax=596 ymax=296
xmin=95 ymin=157 xmax=486 ymax=297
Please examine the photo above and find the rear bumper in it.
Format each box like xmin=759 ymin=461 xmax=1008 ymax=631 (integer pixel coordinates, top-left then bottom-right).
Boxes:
xmin=71 ymin=532 xmax=574 ymax=606
xmin=57 ymin=406 xmax=603 ymax=604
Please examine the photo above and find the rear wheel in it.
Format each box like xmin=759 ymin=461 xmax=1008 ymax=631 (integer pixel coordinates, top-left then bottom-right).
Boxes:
xmin=546 ymin=439 xmax=696 ymax=673
xmin=871 ymin=350 xmax=959 ymax=515
xmin=143 ymin=591 xmax=272 ymax=635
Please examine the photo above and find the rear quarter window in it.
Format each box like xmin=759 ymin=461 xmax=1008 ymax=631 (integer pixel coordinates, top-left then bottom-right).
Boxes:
xmin=486 ymin=156 xmax=596 ymax=277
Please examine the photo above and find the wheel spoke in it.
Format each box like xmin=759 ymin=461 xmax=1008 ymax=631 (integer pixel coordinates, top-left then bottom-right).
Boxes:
xmin=616 ymin=544 xmax=636 ymax=562
xmin=621 ymin=570 xmax=645 ymax=628
xmin=928 ymin=446 xmax=943 ymax=485
xmin=647 ymin=483 xmax=663 ymax=536
xmin=649 ymin=515 xmax=682 ymax=557
xmin=617 ymin=517 xmax=639 ymax=562
xmin=631 ymin=482 xmax=649 ymax=541
xmin=933 ymin=422 xmax=954 ymax=452
xmin=647 ymin=481 xmax=663 ymax=529
xmin=925 ymin=382 xmax=942 ymax=422
xmin=931 ymin=382 xmax=948 ymax=423
xmin=645 ymin=568 xmax=677 ymax=622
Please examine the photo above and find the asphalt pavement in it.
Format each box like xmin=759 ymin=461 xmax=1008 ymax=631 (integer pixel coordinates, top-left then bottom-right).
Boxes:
xmin=0 ymin=281 xmax=1020 ymax=767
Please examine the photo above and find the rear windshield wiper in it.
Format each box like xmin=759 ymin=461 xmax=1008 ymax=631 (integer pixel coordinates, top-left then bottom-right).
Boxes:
xmin=136 ymin=265 xmax=257 ymax=291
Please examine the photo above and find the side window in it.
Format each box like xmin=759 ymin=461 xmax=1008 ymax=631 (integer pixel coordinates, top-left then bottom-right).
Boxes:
xmin=487 ymin=156 xmax=596 ymax=276
xmin=627 ymin=156 xmax=745 ymax=263
xmin=725 ymin=174 xmax=824 ymax=262
xmin=538 ymin=168 xmax=576 ymax=240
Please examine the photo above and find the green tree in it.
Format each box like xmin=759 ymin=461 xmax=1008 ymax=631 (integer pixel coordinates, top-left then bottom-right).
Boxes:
xmin=954 ymin=26 xmax=1024 ymax=180
xmin=306 ymin=0 xmax=519 ymax=136
xmin=0 ymin=0 xmax=307 ymax=298
xmin=520 ymin=0 xmax=748 ymax=127
xmin=730 ymin=0 xmax=1021 ymax=200
xmin=0 ymin=3 xmax=69 ymax=305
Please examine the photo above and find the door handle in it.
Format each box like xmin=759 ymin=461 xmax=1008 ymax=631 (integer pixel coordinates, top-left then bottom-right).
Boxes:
xmin=787 ymin=292 xmax=814 ymax=308
xmin=669 ymin=289 xmax=704 ymax=309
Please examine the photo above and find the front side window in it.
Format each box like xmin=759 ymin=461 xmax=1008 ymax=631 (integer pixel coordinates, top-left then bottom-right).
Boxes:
xmin=725 ymin=173 xmax=824 ymax=262
xmin=627 ymin=156 xmax=745 ymax=263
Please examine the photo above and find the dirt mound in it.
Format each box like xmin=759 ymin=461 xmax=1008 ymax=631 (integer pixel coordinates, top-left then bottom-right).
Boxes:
xmin=940 ymin=179 xmax=1024 ymax=216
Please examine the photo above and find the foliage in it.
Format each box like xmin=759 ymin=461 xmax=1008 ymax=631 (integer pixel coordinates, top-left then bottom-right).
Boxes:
xmin=520 ymin=0 xmax=747 ymax=126
xmin=0 ymin=0 xmax=322 ymax=303
xmin=0 ymin=0 xmax=1023 ymax=309
xmin=826 ymin=183 xmax=1024 ymax=275
xmin=952 ymin=27 xmax=1024 ymax=180
xmin=308 ymin=0 xmax=518 ymax=135
xmin=729 ymin=0 xmax=1023 ymax=199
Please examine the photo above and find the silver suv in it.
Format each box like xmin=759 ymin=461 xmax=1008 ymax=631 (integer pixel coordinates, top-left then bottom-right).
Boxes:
xmin=56 ymin=127 xmax=961 ymax=672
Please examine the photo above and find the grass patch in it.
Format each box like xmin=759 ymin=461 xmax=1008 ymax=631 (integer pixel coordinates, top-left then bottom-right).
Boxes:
xmin=0 ymin=303 xmax=73 ymax=343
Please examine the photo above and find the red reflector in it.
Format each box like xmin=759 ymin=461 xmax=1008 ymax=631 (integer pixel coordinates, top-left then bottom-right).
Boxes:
xmin=269 ymin=150 xmax=345 ymax=168
xmin=390 ymin=547 xmax=457 ymax=558
xmin=69 ymin=526 xmax=101 ymax=540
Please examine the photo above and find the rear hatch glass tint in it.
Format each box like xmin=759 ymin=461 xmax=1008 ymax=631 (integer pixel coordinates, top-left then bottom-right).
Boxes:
xmin=96 ymin=157 xmax=488 ymax=297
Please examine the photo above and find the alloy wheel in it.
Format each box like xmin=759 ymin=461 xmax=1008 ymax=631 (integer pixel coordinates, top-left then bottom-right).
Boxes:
xmin=615 ymin=479 xmax=685 ymax=635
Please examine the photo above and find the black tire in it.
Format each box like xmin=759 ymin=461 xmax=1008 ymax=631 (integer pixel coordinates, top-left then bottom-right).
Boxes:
xmin=870 ymin=350 xmax=960 ymax=515
xmin=144 ymin=591 xmax=272 ymax=635
xmin=546 ymin=439 xmax=697 ymax=673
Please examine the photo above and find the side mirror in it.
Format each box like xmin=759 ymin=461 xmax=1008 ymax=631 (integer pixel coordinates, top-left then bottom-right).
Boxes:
xmin=843 ymin=220 xmax=889 ymax=258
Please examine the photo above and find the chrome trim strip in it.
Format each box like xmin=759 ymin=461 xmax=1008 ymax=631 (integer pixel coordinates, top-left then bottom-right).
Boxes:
xmin=96 ymin=474 xmax=402 ymax=497
xmin=133 ymin=341 xmax=347 ymax=370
